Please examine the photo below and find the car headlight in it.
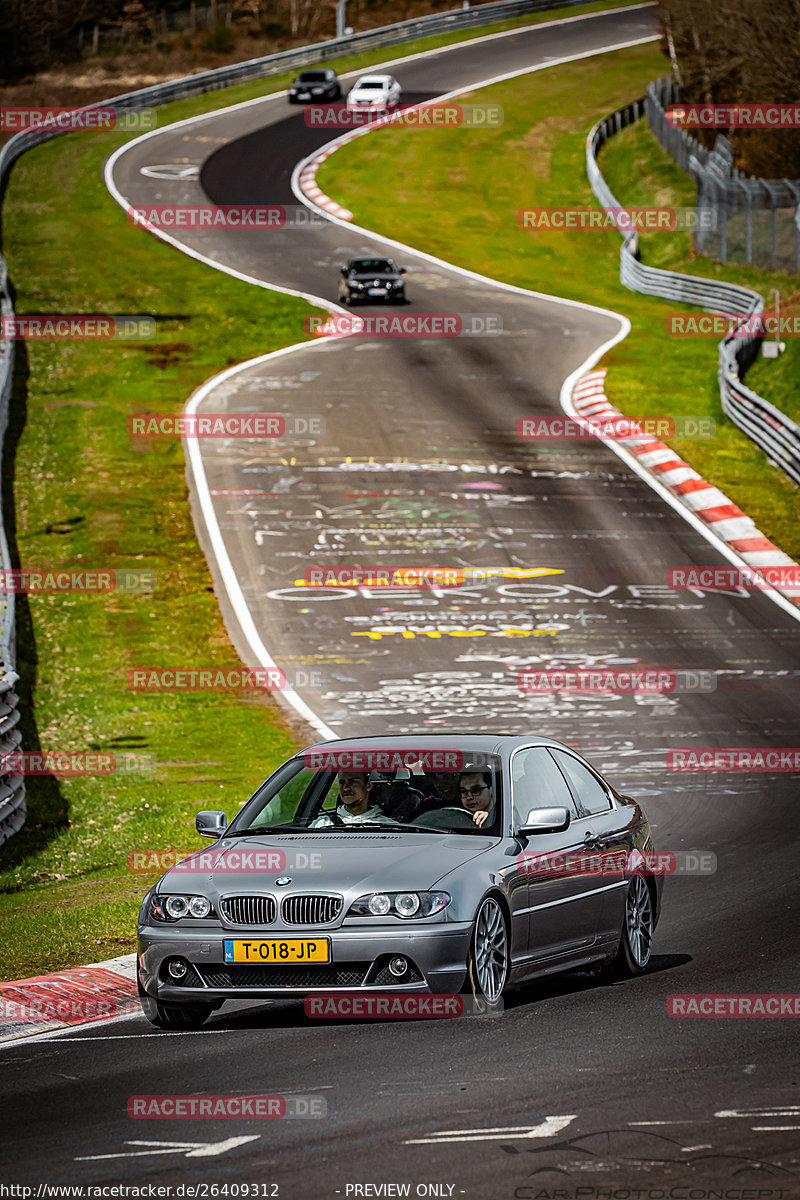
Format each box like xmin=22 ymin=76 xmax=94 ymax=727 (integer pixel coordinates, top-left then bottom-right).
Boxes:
xmin=348 ymin=892 xmax=450 ymax=919
xmin=349 ymin=280 xmax=364 ymax=289
xmin=151 ymin=894 xmax=214 ymax=922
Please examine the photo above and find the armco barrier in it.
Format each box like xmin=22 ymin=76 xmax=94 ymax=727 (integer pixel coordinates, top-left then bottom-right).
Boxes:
xmin=0 ymin=260 xmax=25 ymax=847
xmin=586 ymin=94 xmax=800 ymax=489
xmin=0 ymin=0 xmax=600 ymax=846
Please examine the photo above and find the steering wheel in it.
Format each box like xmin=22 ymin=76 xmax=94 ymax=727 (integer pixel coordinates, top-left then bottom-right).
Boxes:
xmin=414 ymin=806 xmax=477 ymax=830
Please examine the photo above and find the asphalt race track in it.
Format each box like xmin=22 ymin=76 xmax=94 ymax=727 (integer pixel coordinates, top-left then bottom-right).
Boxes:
xmin=2 ymin=5 xmax=799 ymax=1195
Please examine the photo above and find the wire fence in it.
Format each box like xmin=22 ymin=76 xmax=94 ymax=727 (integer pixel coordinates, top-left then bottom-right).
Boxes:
xmin=587 ymin=97 xmax=800 ymax=490
xmin=646 ymin=76 xmax=800 ymax=273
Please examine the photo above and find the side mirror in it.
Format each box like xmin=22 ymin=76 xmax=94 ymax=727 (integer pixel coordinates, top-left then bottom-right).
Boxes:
xmin=517 ymin=806 xmax=570 ymax=836
xmin=196 ymin=810 xmax=227 ymax=839
xmin=399 ymin=267 xmax=407 ymax=274
xmin=340 ymin=266 xmax=349 ymax=275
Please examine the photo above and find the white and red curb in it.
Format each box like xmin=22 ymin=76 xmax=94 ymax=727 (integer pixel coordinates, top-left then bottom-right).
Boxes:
xmin=298 ymin=145 xmax=354 ymax=221
xmin=572 ymin=369 xmax=800 ymax=602
xmin=0 ymin=953 xmax=138 ymax=1042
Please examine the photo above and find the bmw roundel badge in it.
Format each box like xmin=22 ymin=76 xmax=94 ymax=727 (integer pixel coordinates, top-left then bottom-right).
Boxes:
xmin=275 ymin=877 xmax=292 ymax=886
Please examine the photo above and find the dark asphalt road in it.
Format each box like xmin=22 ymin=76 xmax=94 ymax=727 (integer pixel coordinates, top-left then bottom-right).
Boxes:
xmin=3 ymin=5 xmax=799 ymax=1195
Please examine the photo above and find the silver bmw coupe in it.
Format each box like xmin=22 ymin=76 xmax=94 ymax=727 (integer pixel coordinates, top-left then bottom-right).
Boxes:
xmin=136 ymin=735 xmax=663 ymax=1028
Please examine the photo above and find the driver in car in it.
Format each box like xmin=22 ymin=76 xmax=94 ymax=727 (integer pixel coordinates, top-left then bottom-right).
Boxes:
xmin=312 ymin=770 xmax=394 ymax=826
xmin=459 ymin=770 xmax=495 ymax=829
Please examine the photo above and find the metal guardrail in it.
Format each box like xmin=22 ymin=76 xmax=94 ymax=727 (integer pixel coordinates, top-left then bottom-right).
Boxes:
xmin=0 ymin=259 xmax=25 ymax=847
xmin=646 ymin=76 xmax=800 ymax=272
xmin=0 ymin=0 xmax=599 ymax=845
xmin=587 ymin=96 xmax=800 ymax=489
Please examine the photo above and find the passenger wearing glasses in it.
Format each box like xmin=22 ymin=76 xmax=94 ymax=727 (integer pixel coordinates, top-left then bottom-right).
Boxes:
xmin=459 ymin=770 xmax=495 ymax=829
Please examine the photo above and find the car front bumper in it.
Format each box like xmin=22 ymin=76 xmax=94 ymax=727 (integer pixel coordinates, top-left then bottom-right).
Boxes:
xmin=137 ymin=921 xmax=473 ymax=1003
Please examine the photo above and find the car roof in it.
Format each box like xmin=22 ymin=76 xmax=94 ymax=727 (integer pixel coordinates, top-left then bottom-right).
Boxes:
xmin=355 ymin=75 xmax=392 ymax=84
xmin=299 ymin=734 xmax=573 ymax=758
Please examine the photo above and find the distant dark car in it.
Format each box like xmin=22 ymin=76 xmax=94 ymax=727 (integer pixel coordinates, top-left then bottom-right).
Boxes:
xmin=338 ymin=257 xmax=407 ymax=305
xmin=288 ymin=69 xmax=341 ymax=103
xmin=136 ymin=734 xmax=663 ymax=1029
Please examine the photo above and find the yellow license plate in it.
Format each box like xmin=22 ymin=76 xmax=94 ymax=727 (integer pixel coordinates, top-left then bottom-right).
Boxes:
xmin=223 ymin=938 xmax=330 ymax=964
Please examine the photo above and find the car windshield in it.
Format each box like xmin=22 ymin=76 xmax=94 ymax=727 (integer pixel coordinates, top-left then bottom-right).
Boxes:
xmin=297 ymin=72 xmax=327 ymax=82
xmin=354 ymin=81 xmax=384 ymax=91
xmin=227 ymin=751 xmax=503 ymax=836
xmin=349 ymin=260 xmax=396 ymax=275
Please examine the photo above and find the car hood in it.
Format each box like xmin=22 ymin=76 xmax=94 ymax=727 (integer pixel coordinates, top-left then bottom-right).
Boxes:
xmin=159 ymin=832 xmax=494 ymax=896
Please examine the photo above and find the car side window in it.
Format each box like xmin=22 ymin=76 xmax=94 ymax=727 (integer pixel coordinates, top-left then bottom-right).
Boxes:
xmin=511 ymin=747 xmax=578 ymax=829
xmin=549 ymin=750 xmax=611 ymax=816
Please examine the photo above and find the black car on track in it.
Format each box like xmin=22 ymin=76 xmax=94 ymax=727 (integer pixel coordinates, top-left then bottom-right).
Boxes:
xmin=288 ymin=69 xmax=342 ymax=103
xmin=338 ymin=257 xmax=407 ymax=305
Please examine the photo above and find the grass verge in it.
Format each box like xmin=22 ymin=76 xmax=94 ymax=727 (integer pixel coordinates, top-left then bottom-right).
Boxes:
xmin=318 ymin=43 xmax=800 ymax=559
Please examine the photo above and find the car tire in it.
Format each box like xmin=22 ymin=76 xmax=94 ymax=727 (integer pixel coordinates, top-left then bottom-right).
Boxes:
xmin=138 ymin=978 xmax=213 ymax=1030
xmin=607 ymin=873 xmax=655 ymax=978
xmin=465 ymin=895 xmax=509 ymax=1013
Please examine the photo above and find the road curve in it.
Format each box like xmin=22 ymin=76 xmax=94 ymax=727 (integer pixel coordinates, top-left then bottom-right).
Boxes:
xmin=3 ymin=7 xmax=798 ymax=1195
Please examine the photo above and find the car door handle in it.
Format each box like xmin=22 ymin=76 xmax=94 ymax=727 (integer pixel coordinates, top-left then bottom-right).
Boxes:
xmin=583 ymin=831 xmax=603 ymax=848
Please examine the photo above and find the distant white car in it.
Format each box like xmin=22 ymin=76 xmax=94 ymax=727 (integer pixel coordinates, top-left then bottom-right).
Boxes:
xmin=346 ymin=75 xmax=402 ymax=111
